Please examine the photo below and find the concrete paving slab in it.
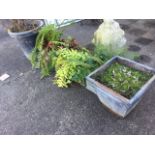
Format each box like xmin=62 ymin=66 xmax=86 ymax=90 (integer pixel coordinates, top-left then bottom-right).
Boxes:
xmin=0 ymin=19 xmax=155 ymax=134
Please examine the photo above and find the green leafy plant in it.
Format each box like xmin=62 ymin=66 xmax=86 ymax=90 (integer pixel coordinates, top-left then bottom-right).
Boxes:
xmin=35 ymin=24 xmax=62 ymax=50
xmin=29 ymin=23 xmax=141 ymax=90
xmin=95 ymin=62 xmax=153 ymax=98
xmin=29 ymin=24 xmax=89 ymax=78
xmin=54 ymin=48 xmax=103 ymax=88
xmin=93 ymin=44 xmax=139 ymax=62
xmin=29 ymin=25 xmax=63 ymax=78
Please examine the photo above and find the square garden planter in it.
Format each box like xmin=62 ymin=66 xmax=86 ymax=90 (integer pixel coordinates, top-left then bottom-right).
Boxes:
xmin=86 ymin=56 xmax=155 ymax=118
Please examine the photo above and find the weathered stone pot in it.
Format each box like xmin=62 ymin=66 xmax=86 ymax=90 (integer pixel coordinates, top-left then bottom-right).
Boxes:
xmin=86 ymin=56 xmax=155 ymax=118
xmin=8 ymin=20 xmax=44 ymax=58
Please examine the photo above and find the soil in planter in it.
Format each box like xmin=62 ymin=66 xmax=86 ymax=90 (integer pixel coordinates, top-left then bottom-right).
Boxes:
xmin=95 ymin=62 xmax=153 ymax=99
xmin=11 ymin=23 xmax=38 ymax=32
xmin=9 ymin=19 xmax=40 ymax=32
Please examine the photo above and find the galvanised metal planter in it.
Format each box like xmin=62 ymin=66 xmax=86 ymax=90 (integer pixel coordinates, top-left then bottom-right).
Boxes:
xmin=86 ymin=56 xmax=155 ymax=118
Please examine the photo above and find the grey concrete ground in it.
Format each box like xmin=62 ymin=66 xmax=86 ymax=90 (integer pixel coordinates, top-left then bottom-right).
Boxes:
xmin=0 ymin=19 xmax=155 ymax=134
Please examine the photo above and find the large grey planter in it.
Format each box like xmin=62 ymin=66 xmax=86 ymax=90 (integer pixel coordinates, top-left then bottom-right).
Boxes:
xmin=8 ymin=20 xmax=44 ymax=58
xmin=86 ymin=56 xmax=155 ymax=118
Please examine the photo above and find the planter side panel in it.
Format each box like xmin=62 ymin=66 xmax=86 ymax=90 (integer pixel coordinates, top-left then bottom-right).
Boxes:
xmin=96 ymin=86 xmax=128 ymax=117
xmin=86 ymin=77 xmax=129 ymax=117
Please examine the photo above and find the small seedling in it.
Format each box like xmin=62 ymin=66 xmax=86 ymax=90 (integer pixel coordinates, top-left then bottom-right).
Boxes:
xmin=95 ymin=62 xmax=153 ymax=98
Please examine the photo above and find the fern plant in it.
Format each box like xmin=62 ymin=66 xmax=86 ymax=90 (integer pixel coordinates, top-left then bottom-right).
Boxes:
xmin=35 ymin=24 xmax=62 ymax=51
xmin=29 ymin=24 xmax=63 ymax=77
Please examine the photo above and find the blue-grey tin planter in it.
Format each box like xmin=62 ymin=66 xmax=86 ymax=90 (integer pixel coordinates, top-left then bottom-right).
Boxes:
xmin=8 ymin=20 xmax=44 ymax=58
xmin=86 ymin=56 xmax=155 ymax=118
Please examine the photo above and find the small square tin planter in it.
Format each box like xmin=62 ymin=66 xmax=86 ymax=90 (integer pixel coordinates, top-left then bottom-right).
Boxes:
xmin=86 ymin=56 xmax=155 ymax=118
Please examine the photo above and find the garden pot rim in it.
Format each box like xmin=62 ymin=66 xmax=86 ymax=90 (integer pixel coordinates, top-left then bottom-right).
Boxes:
xmin=86 ymin=56 xmax=155 ymax=104
xmin=7 ymin=20 xmax=44 ymax=37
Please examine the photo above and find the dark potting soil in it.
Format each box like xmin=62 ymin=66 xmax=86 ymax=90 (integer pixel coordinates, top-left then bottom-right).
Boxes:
xmin=11 ymin=23 xmax=38 ymax=32
xmin=95 ymin=62 xmax=153 ymax=99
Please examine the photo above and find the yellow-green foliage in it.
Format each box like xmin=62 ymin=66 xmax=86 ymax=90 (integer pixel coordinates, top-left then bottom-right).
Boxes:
xmin=54 ymin=48 xmax=103 ymax=88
